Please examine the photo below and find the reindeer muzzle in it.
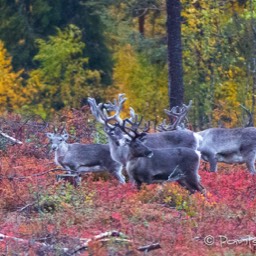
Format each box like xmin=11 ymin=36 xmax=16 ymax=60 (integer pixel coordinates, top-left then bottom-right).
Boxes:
xmin=146 ymin=151 xmax=154 ymax=158
xmin=51 ymin=145 xmax=58 ymax=151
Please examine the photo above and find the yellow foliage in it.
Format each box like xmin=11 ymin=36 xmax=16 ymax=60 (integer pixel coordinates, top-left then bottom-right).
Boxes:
xmin=24 ymin=70 xmax=46 ymax=101
xmin=212 ymin=79 xmax=240 ymax=127
xmin=0 ymin=41 xmax=24 ymax=112
xmin=181 ymin=0 xmax=252 ymax=127
xmin=113 ymin=44 xmax=168 ymax=123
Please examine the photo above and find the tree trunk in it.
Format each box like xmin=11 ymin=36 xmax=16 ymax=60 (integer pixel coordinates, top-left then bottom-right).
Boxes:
xmin=138 ymin=14 xmax=145 ymax=36
xmin=250 ymin=0 xmax=255 ymax=126
xmin=166 ymin=0 xmax=184 ymax=108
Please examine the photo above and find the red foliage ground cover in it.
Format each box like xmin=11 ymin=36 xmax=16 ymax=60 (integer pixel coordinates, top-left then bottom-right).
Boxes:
xmin=0 ymin=112 xmax=256 ymax=255
xmin=1 ymin=151 xmax=256 ymax=255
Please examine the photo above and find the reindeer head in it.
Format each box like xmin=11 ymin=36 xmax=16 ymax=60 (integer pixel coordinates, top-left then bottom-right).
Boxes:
xmin=114 ymin=119 xmax=153 ymax=158
xmin=88 ymin=94 xmax=153 ymax=158
xmin=46 ymin=131 xmax=69 ymax=151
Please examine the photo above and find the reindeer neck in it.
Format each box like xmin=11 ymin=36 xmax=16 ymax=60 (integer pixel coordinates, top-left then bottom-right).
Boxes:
xmin=107 ymin=137 xmax=118 ymax=153
xmin=56 ymin=141 xmax=69 ymax=155
xmin=107 ymin=136 xmax=129 ymax=165
xmin=54 ymin=142 xmax=69 ymax=167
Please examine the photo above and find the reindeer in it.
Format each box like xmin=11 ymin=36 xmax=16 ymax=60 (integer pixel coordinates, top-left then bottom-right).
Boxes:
xmin=106 ymin=119 xmax=204 ymax=193
xmin=88 ymin=95 xmax=204 ymax=193
xmin=88 ymin=94 xmax=202 ymax=152
xmin=197 ymin=127 xmax=256 ymax=174
xmin=46 ymin=131 xmax=126 ymax=184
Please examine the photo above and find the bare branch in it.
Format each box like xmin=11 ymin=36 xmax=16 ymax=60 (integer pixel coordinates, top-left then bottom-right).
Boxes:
xmin=0 ymin=130 xmax=22 ymax=144
xmin=70 ymin=230 xmax=129 ymax=255
xmin=0 ymin=233 xmax=69 ymax=253
xmin=0 ymin=168 xmax=63 ymax=181
xmin=137 ymin=242 xmax=161 ymax=252
xmin=17 ymin=201 xmax=36 ymax=212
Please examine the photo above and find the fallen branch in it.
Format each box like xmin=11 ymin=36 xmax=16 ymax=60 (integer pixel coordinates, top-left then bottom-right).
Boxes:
xmin=0 ymin=230 xmax=130 ymax=255
xmin=71 ymin=230 xmax=129 ymax=255
xmin=0 ymin=130 xmax=22 ymax=145
xmin=23 ymin=168 xmax=64 ymax=178
xmin=138 ymin=242 xmax=161 ymax=252
xmin=0 ymin=168 xmax=64 ymax=181
xmin=0 ymin=231 xmax=161 ymax=255
xmin=0 ymin=233 xmax=69 ymax=253
xmin=17 ymin=201 xmax=36 ymax=212
xmin=72 ymin=231 xmax=161 ymax=255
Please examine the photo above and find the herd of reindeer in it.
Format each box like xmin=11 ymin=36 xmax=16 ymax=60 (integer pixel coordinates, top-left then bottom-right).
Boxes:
xmin=46 ymin=94 xmax=256 ymax=194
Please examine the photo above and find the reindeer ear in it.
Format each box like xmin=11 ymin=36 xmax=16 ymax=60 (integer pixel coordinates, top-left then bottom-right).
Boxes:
xmin=139 ymin=132 xmax=147 ymax=142
xmin=118 ymin=136 xmax=130 ymax=146
xmin=104 ymin=126 xmax=111 ymax=133
xmin=46 ymin=133 xmax=54 ymax=139
xmin=62 ymin=133 xmax=69 ymax=141
xmin=62 ymin=128 xmax=68 ymax=134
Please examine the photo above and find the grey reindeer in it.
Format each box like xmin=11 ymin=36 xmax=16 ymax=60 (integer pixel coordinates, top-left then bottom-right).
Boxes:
xmin=46 ymin=131 xmax=126 ymax=184
xmin=88 ymin=95 xmax=204 ymax=193
xmin=106 ymin=118 xmax=204 ymax=193
xmin=88 ymin=94 xmax=202 ymax=158
xmin=197 ymin=127 xmax=256 ymax=174
xmin=107 ymin=95 xmax=202 ymax=150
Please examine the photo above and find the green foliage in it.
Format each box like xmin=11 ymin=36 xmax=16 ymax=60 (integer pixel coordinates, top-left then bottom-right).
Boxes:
xmin=92 ymin=122 xmax=109 ymax=144
xmin=0 ymin=0 xmax=113 ymax=84
xmin=0 ymin=0 xmax=62 ymax=69
xmin=0 ymin=0 xmax=256 ymax=127
xmin=34 ymin=182 xmax=95 ymax=213
xmin=34 ymin=24 xmax=86 ymax=81
xmin=24 ymin=24 xmax=101 ymax=115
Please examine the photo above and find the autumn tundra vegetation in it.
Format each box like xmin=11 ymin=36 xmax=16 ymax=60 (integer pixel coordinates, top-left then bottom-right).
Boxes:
xmin=0 ymin=100 xmax=255 ymax=255
xmin=1 ymin=0 xmax=256 ymax=255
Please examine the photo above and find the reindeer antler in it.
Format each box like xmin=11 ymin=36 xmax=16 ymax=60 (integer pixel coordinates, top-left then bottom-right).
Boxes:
xmin=157 ymin=100 xmax=192 ymax=131
xmin=114 ymin=110 xmax=150 ymax=141
xmin=88 ymin=98 xmax=114 ymax=126
xmin=240 ymin=104 xmax=254 ymax=127
xmin=88 ymin=94 xmax=150 ymax=139
xmin=102 ymin=94 xmax=127 ymax=126
xmin=88 ymin=94 xmax=127 ymax=130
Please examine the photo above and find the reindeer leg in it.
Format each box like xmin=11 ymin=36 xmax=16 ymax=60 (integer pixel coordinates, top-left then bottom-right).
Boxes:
xmin=201 ymin=151 xmax=218 ymax=172
xmin=198 ymin=182 xmax=206 ymax=195
xmin=177 ymin=180 xmax=195 ymax=193
xmin=185 ymin=171 xmax=206 ymax=194
xmin=191 ymin=181 xmax=206 ymax=195
xmin=112 ymin=165 xmax=126 ymax=184
xmin=178 ymin=178 xmax=205 ymax=194
xmin=244 ymin=152 xmax=256 ymax=174
xmin=246 ymin=160 xmax=256 ymax=174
